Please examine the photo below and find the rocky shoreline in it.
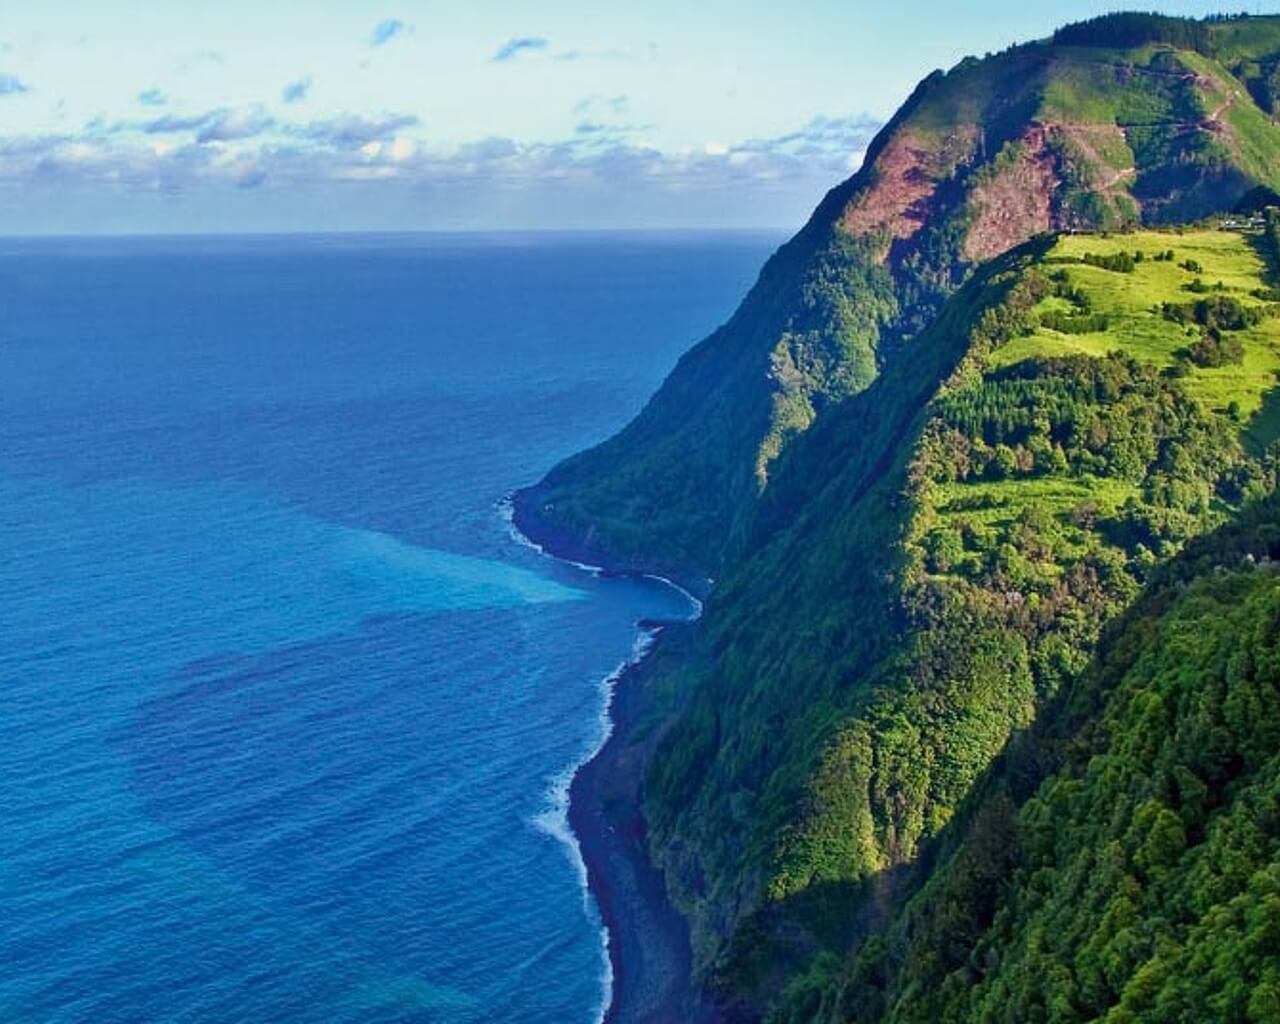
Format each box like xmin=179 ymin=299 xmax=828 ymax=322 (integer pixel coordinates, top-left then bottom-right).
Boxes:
xmin=511 ymin=490 xmax=717 ymax=1024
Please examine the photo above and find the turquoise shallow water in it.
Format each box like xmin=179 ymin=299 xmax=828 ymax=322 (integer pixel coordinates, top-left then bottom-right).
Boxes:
xmin=0 ymin=232 xmax=777 ymax=1022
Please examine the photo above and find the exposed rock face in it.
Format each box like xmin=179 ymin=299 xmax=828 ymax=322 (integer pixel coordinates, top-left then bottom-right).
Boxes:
xmin=963 ymin=126 xmax=1058 ymax=263
xmin=839 ymin=131 xmax=951 ymax=245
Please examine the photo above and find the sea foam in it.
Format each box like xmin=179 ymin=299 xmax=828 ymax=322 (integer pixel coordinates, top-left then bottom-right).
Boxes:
xmin=504 ymin=494 xmax=700 ymax=1024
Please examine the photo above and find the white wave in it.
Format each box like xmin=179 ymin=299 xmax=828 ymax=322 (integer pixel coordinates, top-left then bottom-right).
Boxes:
xmin=500 ymin=491 xmax=701 ymax=1024
xmin=531 ymin=637 xmax=650 ymax=1024
xmin=640 ymin=572 xmax=703 ymax=619
xmin=498 ymin=493 xmax=704 ymax=618
xmin=497 ymin=494 xmax=605 ymax=577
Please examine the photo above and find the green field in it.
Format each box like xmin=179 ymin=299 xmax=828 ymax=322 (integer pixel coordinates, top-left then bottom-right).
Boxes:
xmin=937 ymin=474 xmax=1139 ymax=525
xmin=989 ymin=228 xmax=1280 ymax=438
xmin=922 ymin=226 xmax=1280 ymax=586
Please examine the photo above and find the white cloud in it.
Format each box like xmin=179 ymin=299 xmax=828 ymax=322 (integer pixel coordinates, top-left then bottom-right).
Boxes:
xmin=281 ymin=78 xmax=312 ymax=104
xmin=492 ymin=37 xmax=549 ymax=62
xmin=0 ymin=108 xmax=884 ymax=225
xmin=196 ymin=108 xmax=273 ymax=144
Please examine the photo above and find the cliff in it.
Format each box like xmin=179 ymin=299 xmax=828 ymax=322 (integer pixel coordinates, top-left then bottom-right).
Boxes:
xmin=516 ymin=13 xmax=1280 ymax=1021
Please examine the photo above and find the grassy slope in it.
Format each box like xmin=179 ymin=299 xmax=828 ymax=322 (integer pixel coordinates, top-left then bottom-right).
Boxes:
xmin=958 ymin=228 xmax=1280 ymax=552
xmin=1208 ymin=16 xmax=1280 ymax=62
xmin=994 ymin=232 xmax=1280 ymax=387
xmin=643 ymin=222 xmax=1280 ymax=1014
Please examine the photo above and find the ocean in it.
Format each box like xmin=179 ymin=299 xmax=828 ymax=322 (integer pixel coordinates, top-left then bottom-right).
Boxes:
xmin=0 ymin=231 xmax=778 ymax=1023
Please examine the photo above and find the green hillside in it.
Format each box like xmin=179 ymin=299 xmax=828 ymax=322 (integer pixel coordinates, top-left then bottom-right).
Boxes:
xmin=516 ymin=13 xmax=1280 ymax=583
xmin=640 ymin=217 xmax=1280 ymax=1010
xmin=516 ymin=13 xmax=1280 ymax=1023
xmin=784 ymin=496 xmax=1280 ymax=1024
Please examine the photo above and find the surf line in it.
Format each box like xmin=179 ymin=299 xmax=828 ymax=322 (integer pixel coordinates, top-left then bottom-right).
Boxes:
xmin=497 ymin=494 xmax=701 ymax=1024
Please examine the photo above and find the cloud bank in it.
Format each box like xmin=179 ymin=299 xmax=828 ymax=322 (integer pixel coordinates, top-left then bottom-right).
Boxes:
xmin=0 ymin=110 xmax=880 ymax=190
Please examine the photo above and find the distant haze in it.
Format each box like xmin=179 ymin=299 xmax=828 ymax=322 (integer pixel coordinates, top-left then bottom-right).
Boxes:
xmin=0 ymin=0 xmax=1250 ymax=233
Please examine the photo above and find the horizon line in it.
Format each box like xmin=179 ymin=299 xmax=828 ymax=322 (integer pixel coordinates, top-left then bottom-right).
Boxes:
xmin=0 ymin=225 xmax=795 ymax=241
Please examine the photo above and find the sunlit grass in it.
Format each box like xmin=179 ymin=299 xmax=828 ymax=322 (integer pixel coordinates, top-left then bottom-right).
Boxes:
xmin=988 ymin=229 xmax=1280 ymax=446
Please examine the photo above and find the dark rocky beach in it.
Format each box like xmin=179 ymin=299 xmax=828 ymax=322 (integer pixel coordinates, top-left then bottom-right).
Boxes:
xmin=512 ymin=491 xmax=716 ymax=1024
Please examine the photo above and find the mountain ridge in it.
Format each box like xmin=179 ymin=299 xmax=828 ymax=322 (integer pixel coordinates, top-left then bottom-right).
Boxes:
xmin=517 ymin=13 xmax=1280 ymax=585
xmin=514 ymin=13 xmax=1280 ymax=1022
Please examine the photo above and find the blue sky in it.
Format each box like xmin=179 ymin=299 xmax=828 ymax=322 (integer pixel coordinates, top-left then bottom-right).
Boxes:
xmin=0 ymin=1 xmax=1254 ymax=233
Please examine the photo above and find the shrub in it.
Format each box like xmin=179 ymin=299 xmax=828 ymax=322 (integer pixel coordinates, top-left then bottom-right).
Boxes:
xmin=1083 ymin=251 xmax=1136 ymax=273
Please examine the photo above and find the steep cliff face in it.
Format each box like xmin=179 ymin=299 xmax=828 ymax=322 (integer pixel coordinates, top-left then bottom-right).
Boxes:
xmin=793 ymin=498 xmax=1280 ymax=1024
xmin=517 ymin=13 xmax=1280 ymax=1022
xmin=647 ymin=221 xmax=1280 ymax=1013
xmin=517 ymin=18 xmax=1280 ymax=583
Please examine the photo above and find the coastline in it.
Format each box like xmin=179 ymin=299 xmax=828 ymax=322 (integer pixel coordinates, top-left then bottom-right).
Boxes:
xmin=506 ymin=483 xmax=713 ymax=603
xmin=503 ymin=492 xmax=717 ymax=1024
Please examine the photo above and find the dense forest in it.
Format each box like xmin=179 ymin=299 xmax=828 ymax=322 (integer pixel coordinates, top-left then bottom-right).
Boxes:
xmin=801 ymin=492 xmax=1280 ymax=1024
xmin=1050 ymin=12 xmax=1246 ymax=55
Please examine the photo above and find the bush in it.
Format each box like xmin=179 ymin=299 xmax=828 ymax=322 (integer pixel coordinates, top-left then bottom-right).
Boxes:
xmin=1185 ymin=332 xmax=1245 ymax=368
xmin=1083 ymin=251 xmax=1136 ymax=273
xmin=1163 ymin=295 xmax=1265 ymax=331
xmin=1040 ymin=311 xmax=1109 ymax=334
xmin=925 ymin=526 xmax=966 ymax=573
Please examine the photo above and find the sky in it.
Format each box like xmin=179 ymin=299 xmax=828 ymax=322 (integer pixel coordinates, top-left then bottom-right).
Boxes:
xmin=0 ymin=1 xmax=1261 ymax=233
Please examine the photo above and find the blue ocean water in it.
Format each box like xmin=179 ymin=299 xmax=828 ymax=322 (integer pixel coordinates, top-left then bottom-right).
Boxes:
xmin=0 ymin=232 xmax=777 ymax=1023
